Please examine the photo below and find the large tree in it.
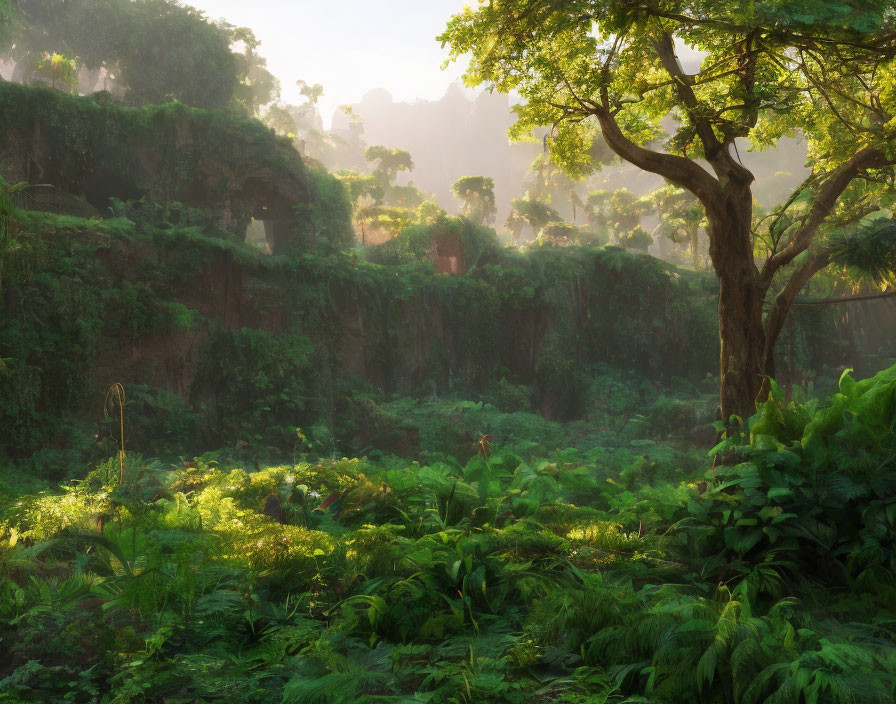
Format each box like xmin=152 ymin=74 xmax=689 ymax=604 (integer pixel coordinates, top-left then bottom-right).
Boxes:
xmin=442 ymin=0 xmax=896 ymax=423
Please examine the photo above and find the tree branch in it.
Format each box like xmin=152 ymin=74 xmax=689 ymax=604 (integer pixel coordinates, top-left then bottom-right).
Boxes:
xmin=793 ymin=288 xmax=896 ymax=305
xmin=760 ymin=146 xmax=893 ymax=287
xmin=651 ymin=31 xmax=754 ymax=188
xmin=763 ymin=251 xmax=832 ymax=370
xmin=651 ymin=33 xmax=722 ymax=157
xmin=592 ymin=91 xmax=725 ymax=219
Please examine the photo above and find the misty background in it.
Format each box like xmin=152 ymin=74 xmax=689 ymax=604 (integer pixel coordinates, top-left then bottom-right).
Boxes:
xmin=0 ymin=0 xmax=811 ymax=243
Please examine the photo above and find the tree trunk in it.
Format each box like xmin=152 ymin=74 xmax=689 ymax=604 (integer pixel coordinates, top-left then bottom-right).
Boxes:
xmin=718 ymin=267 xmax=766 ymax=425
xmin=709 ymin=196 xmax=766 ymax=426
xmin=690 ymin=228 xmax=699 ymax=270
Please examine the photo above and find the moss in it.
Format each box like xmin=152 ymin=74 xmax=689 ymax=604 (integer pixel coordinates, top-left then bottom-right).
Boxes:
xmin=0 ymin=82 xmax=354 ymax=253
xmin=191 ymin=329 xmax=316 ymax=447
xmin=1 ymin=207 xmax=722 ymax=464
xmin=3 ymin=199 xmax=857 ymax=470
xmin=365 ymin=216 xmax=499 ymax=267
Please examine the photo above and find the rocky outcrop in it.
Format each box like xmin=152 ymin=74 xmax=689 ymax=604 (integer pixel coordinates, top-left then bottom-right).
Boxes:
xmin=0 ymin=82 xmax=353 ymax=254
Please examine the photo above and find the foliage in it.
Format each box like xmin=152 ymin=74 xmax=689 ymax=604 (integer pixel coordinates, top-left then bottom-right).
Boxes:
xmin=0 ymin=81 xmax=354 ymax=252
xmin=451 ymin=176 xmax=497 ymax=226
xmin=354 ymin=205 xmax=419 ymax=241
xmin=649 ymin=184 xmax=708 ymax=269
xmin=3 ymin=367 xmax=896 ymax=702
xmin=336 ymin=170 xmax=386 ymax=207
xmin=294 ymin=169 xmax=355 ymax=255
xmin=683 ymin=364 xmax=896 ymax=599
xmin=5 ymin=0 xmax=261 ymax=111
xmin=616 ymin=226 xmax=653 ymax=252
xmin=123 ymin=385 xmax=199 ymax=458
xmin=506 ymin=197 xmax=561 ymax=241
xmin=440 ymin=0 xmax=896 ymax=421
xmin=538 ymin=221 xmax=580 ymax=246
xmin=0 ymin=0 xmax=14 ymax=51
xmin=829 ymin=215 xmax=896 ymax=287
xmin=2 ymin=6 xmax=895 ymax=702
xmin=364 ymin=146 xmax=414 ymax=184
xmin=364 ymin=215 xmax=498 ymax=268
xmin=192 ymin=329 xmax=316 ymax=448
xmin=30 ymin=52 xmax=78 ymax=93
xmin=585 ymin=189 xmax=652 ymax=247
xmin=228 ymin=25 xmax=281 ymax=115
xmin=0 ymin=202 xmax=729 ymax=471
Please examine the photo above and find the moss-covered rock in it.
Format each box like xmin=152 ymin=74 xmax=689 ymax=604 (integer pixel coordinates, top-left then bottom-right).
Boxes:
xmin=0 ymin=82 xmax=353 ymax=254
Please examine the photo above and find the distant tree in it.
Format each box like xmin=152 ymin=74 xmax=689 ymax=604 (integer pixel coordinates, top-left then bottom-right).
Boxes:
xmin=355 ymin=205 xmax=417 ymax=242
xmin=338 ymin=170 xmax=424 ymax=244
xmin=649 ymin=184 xmax=707 ymax=269
xmin=540 ymin=220 xmax=578 ymax=246
xmin=335 ymin=170 xmax=386 ymax=206
xmin=507 ymin=197 xmax=561 ymax=241
xmin=6 ymin=0 xmax=245 ymax=110
xmin=31 ymin=52 xmax=78 ymax=92
xmin=387 ymin=183 xmax=428 ymax=209
xmin=264 ymin=103 xmax=298 ymax=137
xmin=228 ymin=26 xmax=280 ymax=115
xmin=338 ymin=105 xmax=366 ymax=147
xmin=416 ymin=200 xmax=447 ymax=225
xmin=263 ymin=80 xmax=337 ymax=161
xmin=585 ymin=188 xmax=651 ymax=245
xmin=528 ymin=153 xmax=586 ymax=221
xmin=451 ymin=176 xmax=497 ymax=225
xmin=297 ymin=80 xmax=324 ymax=106
xmin=364 ymin=146 xmax=414 ymax=184
xmin=617 ymin=226 xmax=653 ymax=252
xmin=119 ymin=0 xmax=238 ymax=108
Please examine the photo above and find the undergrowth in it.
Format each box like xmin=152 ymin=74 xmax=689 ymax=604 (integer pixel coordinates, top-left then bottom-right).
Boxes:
xmin=1 ymin=366 xmax=895 ymax=703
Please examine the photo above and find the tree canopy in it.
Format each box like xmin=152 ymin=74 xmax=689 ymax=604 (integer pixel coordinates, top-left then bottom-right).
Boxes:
xmin=451 ymin=175 xmax=497 ymax=225
xmin=364 ymin=146 xmax=415 ymax=183
xmin=4 ymin=0 xmax=276 ymax=111
xmin=506 ymin=196 xmax=562 ymax=240
xmin=585 ymin=188 xmax=652 ymax=245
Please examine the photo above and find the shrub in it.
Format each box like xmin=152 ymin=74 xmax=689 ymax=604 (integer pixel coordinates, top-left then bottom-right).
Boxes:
xmin=681 ymin=365 xmax=896 ymax=597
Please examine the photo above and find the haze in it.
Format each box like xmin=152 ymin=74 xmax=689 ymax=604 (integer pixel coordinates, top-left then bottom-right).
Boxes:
xmin=3 ymin=2 xmax=896 ymax=701
xmin=189 ymin=0 xmax=470 ymax=126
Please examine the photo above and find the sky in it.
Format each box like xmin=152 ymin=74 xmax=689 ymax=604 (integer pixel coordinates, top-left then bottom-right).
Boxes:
xmin=187 ymin=0 xmax=472 ymax=126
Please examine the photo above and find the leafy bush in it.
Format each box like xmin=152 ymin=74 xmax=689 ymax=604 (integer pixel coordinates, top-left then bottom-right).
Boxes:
xmin=485 ymin=377 xmax=532 ymax=413
xmin=3 ymin=375 xmax=896 ymax=704
xmin=682 ymin=365 xmax=896 ymax=598
xmin=192 ymin=329 xmax=317 ymax=448
xmin=121 ymin=385 xmax=200 ymax=457
xmin=364 ymin=216 xmax=498 ymax=267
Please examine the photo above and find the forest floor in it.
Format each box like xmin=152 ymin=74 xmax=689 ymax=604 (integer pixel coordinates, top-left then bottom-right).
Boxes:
xmin=2 ymin=366 xmax=896 ymax=703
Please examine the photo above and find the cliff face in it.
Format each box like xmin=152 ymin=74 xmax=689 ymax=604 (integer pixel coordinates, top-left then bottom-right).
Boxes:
xmin=0 ymin=210 xmax=723 ymax=461
xmin=0 ymin=82 xmax=353 ymax=254
xmin=1 ymin=209 xmax=889 ymax=470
